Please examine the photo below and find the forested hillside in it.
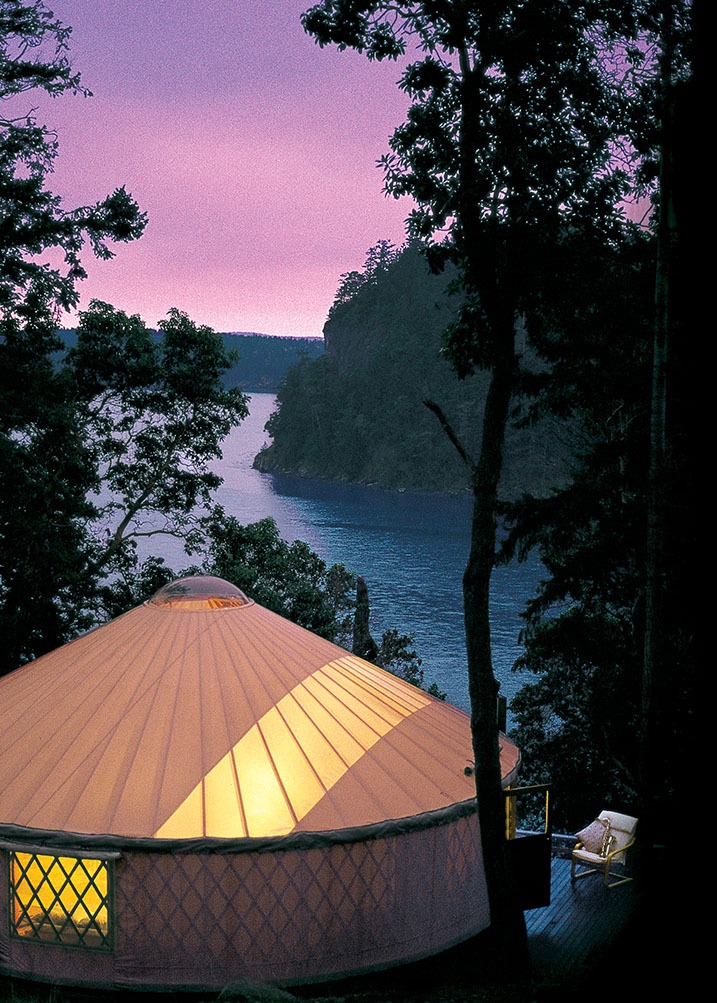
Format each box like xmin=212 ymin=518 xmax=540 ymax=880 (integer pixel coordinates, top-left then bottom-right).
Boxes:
xmin=218 ymin=333 xmax=323 ymax=390
xmin=254 ymin=244 xmax=571 ymax=498
xmin=58 ymin=329 xmax=323 ymax=392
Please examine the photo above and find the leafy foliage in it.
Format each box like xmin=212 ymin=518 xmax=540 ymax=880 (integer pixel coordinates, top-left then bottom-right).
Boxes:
xmin=1 ymin=295 xmax=249 ymax=673
xmin=500 ymin=212 xmax=694 ymax=838
xmin=0 ymin=301 xmax=99 ymax=669
xmin=198 ymin=514 xmax=356 ymax=644
xmin=0 ymin=1 xmax=146 ymax=672
xmin=66 ymin=302 xmax=249 ymax=581
xmin=0 ymin=0 xmax=146 ymax=314
xmin=57 ymin=329 xmax=325 ymax=393
xmin=328 ymin=239 xmax=400 ymax=319
xmin=377 ymin=627 xmax=447 ymax=699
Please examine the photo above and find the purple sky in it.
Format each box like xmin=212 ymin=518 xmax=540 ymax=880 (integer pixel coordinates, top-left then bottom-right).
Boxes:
xmin=38 ymin=2 xmax=414 ymax=337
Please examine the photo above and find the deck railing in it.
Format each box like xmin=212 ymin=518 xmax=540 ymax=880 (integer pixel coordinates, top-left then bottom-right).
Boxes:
xmin=504 ymin=782 xmax=552 ymax=840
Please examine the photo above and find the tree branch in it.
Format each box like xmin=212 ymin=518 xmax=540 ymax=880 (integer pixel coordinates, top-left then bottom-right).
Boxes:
xmin=423 ymin=398 xmax=473 ymax=469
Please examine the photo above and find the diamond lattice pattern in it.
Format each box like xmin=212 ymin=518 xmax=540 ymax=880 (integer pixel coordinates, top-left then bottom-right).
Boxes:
xmin=114 ymin=813 xmax=486 ymax=985
xmin=10 ymin=851 xmax=111 ymax=949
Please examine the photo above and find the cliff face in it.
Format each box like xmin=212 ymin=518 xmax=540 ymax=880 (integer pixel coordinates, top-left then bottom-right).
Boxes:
xmin=255 ymin=246 xmax=570 ymax=499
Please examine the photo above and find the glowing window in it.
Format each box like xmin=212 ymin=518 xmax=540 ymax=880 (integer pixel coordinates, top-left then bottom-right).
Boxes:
xmin=9 ymin=850 xmax=114 ymax=950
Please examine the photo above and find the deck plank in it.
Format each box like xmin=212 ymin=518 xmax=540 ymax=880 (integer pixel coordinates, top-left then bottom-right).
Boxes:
xmin=526 ymin=854 xmax=638 ymax=980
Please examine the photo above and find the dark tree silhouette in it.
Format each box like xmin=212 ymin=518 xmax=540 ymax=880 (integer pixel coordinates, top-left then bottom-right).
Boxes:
xmin=302 ymin=0 xmax=646 ymax=978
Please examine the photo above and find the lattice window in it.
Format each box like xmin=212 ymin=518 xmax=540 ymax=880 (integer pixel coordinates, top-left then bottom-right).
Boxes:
xmin=9 ymin=850 xmax=114 ymax=949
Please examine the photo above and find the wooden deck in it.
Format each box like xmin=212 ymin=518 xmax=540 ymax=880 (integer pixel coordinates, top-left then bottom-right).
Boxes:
xmin=525 ymin=851 xmax=639 ymax=982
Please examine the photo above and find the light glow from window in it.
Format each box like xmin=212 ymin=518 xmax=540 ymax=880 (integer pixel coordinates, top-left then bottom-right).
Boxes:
xmin=10 ymin=850 xmax=112 ymax=949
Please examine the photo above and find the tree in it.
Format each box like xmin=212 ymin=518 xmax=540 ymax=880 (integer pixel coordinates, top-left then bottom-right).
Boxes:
xmin=197 ymin=514 xmax=357 ymax=642
xmin=303 ymin=0 xmax=642 ymax=977
xmin=497 ymin=232 xmax=656 ymax=835
xmin=494 ymin=0 xmax=694 ymax=837
xmin=257 ymin=241 xmax=570 ymax=497
xmin=637 ymin=0 xmax=695 ymax=864
xmin=352 ymin=573 xmax=380 ymax=659
xmin=0 ymin=293 xmax=99 ymax=670
xmin=66 ymin=302 xmax=249 ymax=587
xmin=498 ymin=3 xmax=697 ymax=977
xmin=1 ymin=0 xmax=146 ymax=672
xmin=0 ymin=1 xmax=145 ymax=315
xmin=328 ymin=239 xmax=399 ymax=318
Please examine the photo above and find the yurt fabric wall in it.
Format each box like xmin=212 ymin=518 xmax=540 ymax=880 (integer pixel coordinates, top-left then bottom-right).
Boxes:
xmin=0 ymin=807 xmax=489 ymax=989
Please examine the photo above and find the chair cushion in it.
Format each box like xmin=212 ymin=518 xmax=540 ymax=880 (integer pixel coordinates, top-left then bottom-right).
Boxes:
xmin=576 ymin=818 xmax=615 ymax=857
xmin=572 ymin=847 xmax=608 ymax=866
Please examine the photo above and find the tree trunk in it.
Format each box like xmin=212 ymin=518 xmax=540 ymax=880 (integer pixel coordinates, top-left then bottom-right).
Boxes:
xmin=464 ymin=320 xmax=529 ymax=978
xmin=456 ymin=46 xmax=530 ymax=979
xmin=352 ymin=575 xmax=379 ymax=663
xmin=640 ymin=0 xmax=675 ymax=856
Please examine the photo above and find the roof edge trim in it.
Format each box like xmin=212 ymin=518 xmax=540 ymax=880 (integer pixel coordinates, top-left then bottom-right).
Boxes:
xmin=0 ymin=800 xmax=479 ymax=855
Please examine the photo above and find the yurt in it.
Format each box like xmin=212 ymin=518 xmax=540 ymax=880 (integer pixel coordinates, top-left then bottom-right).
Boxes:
xmin=0 ymin=575 xmax=521 ymax=992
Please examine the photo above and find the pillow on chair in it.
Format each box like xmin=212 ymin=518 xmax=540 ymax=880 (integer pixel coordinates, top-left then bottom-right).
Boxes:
xmin=576 ymin=817 xmax=615 ymax=856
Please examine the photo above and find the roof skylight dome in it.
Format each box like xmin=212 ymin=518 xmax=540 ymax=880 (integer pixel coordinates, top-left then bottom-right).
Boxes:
xmin=150 ymin=575 xmax=252 ymax=609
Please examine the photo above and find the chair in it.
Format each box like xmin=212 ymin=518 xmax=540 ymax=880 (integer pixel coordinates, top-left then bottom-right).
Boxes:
xmin=570 ymin=809 xmax=638 ymax=888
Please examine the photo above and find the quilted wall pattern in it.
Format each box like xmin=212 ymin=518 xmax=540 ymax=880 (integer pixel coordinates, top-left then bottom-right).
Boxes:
xmin=109 ymin=813 xmax=488 ymax=989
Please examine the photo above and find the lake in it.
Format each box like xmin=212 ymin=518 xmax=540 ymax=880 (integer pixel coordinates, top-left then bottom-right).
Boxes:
xmin=148 ymin=392 xmax=544 ymax=721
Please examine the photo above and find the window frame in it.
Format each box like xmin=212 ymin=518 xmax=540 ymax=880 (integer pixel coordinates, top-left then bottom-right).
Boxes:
xmin=5 ymin=843 xmax=119 ymax=951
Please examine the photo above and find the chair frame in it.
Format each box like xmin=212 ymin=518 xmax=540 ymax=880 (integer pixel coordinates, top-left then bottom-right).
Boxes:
xmin=570 ymin=810 xmax=637 ymax=888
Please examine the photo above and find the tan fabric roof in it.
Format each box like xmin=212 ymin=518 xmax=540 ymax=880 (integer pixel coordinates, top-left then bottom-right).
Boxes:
xmin=0 ymin=577 xmax=519 ymax=840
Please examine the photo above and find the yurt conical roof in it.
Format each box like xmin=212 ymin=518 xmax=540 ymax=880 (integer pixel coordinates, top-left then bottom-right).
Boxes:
xmin=0 ymin=575 xmax=520 ymax=842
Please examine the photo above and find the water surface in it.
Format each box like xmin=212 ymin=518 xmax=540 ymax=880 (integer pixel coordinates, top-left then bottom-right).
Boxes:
xmin=147 ymin=393 xmax=544 ymax=718
xmin=211 ymin=395 xmax=543 ymax=716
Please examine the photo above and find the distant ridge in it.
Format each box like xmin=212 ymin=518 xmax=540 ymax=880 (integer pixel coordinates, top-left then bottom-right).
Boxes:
xmin=217 ymin=332 xmax=324 ymax=390
xmin=222 ymin=331 xmax=323 ymax=342
xmin=57 ymin=328 xmax=324 ymax=393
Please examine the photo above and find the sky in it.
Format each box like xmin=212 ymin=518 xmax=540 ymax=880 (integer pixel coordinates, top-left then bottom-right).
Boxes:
xmin=33 ymin=2 xmax=416 ymax=338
